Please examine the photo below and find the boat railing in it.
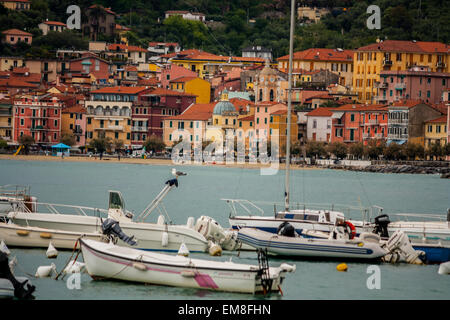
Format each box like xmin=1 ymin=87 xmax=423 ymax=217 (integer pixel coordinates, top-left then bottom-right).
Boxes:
xmin=390 ymin=213 xmax=448 ymax=223
xmin=11 ymin=200 xmax=109 ymax=218
xmin=222 ymin=199 xmax=266 ymax=217
xmin=0 ymin=185 xmax=30 ymax=198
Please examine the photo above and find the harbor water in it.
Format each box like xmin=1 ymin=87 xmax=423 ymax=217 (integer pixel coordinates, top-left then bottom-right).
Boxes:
xmin=1 ymin=159 xmax=449 ymax=299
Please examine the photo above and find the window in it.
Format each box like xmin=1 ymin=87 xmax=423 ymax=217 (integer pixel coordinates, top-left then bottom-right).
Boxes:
xmin=115 ymin=132 xmax=119 ymax=139
xmin=313 ymin=120 xmax=317 ymax=129
xmin=169 ymin=121 xmax=173 ymax=128
xmin=169 ymin=134 xmax=172 ymax=141
xmin=256 ymin=118 xmax=259 ymax=124
xmin=54 ymin=120 xmax=58 ymax=127
xmin=436 ymin=125 xmax=441 ymax=133
xmin=427 ymin=91 xmax=431 ymax=98
xmin=87 ymin=118 xmax=91 ymax=124
xmin=350 ymin=114 xmax=355 ymax=122
xmin=20 ymin=119 xmax=24 ymax=126
xmin=54 ymin=109 xmax=58 ymax=115
xmin=126 ymin=133 xmax=130 ymax=140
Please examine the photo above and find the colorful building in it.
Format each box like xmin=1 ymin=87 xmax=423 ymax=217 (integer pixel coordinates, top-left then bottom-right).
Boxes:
xmin=269 ymin=109 xmax=298 ymax=156
xmin=305 ymin=107 xmax=333 ymax=142
xmin=13 ymin=95 xmax=62 ymax=146
xmin=254 ymin=101 xmax=285 ymax=139
xmin=70 ymin=53 xmax=112 ymax=84
xmin=277 ymin=48 xmax=354 ymax=88
xmin=0 ymin=0 xmax=30 ymax=11
xmin=38 ymin=21 xmax=67 ymax=36
xmin=1 ymin=29 xmax=32 ymax=45
xmin=387 ymin=100 xmax=442 ymax=145
xmin=330 ymin=104 xmax=388 ymax=145
xmin=0 ymin=98 xmax=13 ymax=142
xmin=61 ymin=105 xmax=86 ymax=149
xmin=424 ymin=116 xmax=447 ymax=148
xmin=376 ymin=66 xmax=450 ymax=104
xmin=353 ymin=40 xmax=449 ymax=103
xmin=169 ymin=76 xmax=210 ymax=103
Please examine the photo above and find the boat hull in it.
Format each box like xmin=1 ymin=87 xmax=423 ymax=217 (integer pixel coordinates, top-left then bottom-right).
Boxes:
xmin=238 ymin=228 xmax=387 ymax=261
xmin=8 ymin=212 xmax=209 ymax=253
xmin=80 ymin=239 xmax=287 ymax=294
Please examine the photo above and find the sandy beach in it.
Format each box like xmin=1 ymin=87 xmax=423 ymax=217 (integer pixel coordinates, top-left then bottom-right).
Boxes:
xmin=0 ymin=154 xmax=321 ymax=171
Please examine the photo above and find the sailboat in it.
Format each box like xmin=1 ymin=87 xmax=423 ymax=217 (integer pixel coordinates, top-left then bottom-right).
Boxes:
xmin=6 ymin=170 xmax=209 ymax=253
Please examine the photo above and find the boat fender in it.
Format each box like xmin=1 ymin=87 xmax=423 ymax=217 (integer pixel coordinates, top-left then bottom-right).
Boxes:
xmin=279 ymin=263 xmax=296 ymax=273
xmin=63 ymin=261 xmax=85 ymax=274
xmin=157 ymin=215 xmax=165 ymax=225
xmin=181 ymin=270 xmax=196 ymax=277
xmin=178 ymin=242 xmax=190 ymax=257
xmin=132 ymin=262 xmax=147 ymax=271
xmin=40 ymin=232 xmax=52 ymax=239
xmin=438 ymin=261 xmax=450 ymax=275
xmin=16 ymin=230 xmax=29 ymax=236
xmin=336 ymin=263 xmax=348 ymax=272
xmin=46 ymin=242 xmax=58 ymax=259
xmin=186 ymin=217 xmax=195 ymax=229
xmin=208 ymin=242 xmax=222 ymax=256
xmin=35 ymin=263 xmax=57 ymax=278
xmin=343 ymin=221 xmax=356 ymax=240
xmin=0 ymin=240 xmax=10 ymax=256
xmin=161 ymin=231 xmax=169 ymax=247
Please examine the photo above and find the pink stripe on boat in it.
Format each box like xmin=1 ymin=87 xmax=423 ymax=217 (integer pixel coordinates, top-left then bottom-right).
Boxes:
xmin=194 ymin=273 xmax=219 ymax=289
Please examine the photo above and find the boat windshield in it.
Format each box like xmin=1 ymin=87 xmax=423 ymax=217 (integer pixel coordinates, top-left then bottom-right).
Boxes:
xmin=109 ymin=191 xmax=125 ymax=210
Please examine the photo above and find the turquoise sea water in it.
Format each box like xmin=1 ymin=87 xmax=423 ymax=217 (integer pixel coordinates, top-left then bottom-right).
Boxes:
xmin=1 ymin=159 xmax=449 ymax=300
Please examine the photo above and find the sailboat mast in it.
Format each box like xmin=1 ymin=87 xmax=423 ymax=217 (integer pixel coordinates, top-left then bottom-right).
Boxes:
xmin=285 ymin=0 xmax=295 ymax=212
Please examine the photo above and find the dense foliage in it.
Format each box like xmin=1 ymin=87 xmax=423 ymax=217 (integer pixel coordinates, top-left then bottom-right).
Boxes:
xmin=0 ymin=0 xmax=448 ymax=58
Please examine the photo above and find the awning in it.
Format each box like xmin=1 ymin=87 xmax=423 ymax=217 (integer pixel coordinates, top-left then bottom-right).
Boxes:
xmin=331 ymin=112 xmax=344 ymax=119
xmin=387 ymin=139 xmax=406 ymax=145
xmin=51 ymin=143 xmax=71 ymax=149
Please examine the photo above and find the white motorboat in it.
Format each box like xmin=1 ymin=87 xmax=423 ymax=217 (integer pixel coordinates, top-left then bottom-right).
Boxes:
xmin=80 ymin=238 xmax=295 ymax=294
xmin=7 ymin=171 xmax=209 ymax=253
xmin=0 ymin=221 xmax=104 ymax=250
xmin=237 ymin=226 xmax=387 ymax=261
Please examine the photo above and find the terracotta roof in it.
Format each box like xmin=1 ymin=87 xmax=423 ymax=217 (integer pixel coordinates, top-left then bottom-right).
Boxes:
xmin=107 ymin=43 xmax=127 ymax=51
xmin=332 ymin=104 xmax=388 ymax=112
xmin=137 ymin=77 xmax=159 ymax=86
xmin=115 ymin=24 xmax=131 ymax=31
xmin=166 ymin=103 xmax=215 ymax=121
xmin=239 ymin=115 xmax=254 ymax=121
xmin=357 ymin=40 xmax=449 ymax=54
xmin=62 ymin=105 xmax=85 ymax=114
xmin=88 ymin=5 xmax=116 ymax=15
xmin=229 ymin=97 xmax=254 ymax=108
xmin=426 ymin=115 xmax=447 ymax=123
xmin=1 ymin=0 xmax=29 ymax=2
xmin=390 ymin=99 xmax=425 ymax=108
xmin=255 ymin=101 xmax=279 ymax=106
xmin=146 ymin=87 xmax=196 ymax=97
xmin=148 ymin=42 xmax=179 ymax=47
xmin=2 ymin=29 xmax=32 ymax=36
xmin=0 ymin=78 xmax=38 ymax=88
xmin=127 ymin=45 xmax=147 ymax=52
xmin=278 ymin=48 xmax=353 ymax=62
xmin=306 ymin=93 xmax=335 ymax=101
xmin=125 ymin=66 xmax=138 ymax=71
xmin=305 ymin=107 xmax=334 ymax=117
xmin=169 ymin=76 xmax=198 ymax=83
xmin=12 ymin=67 xmax=29 ymax=74
xmin=43 ymin=21 xmax=67 ymax=26
xmin=431 ymin=102 xmax=448 ymax=115
xmin=91 ymin=86 xmax=150 ymax=95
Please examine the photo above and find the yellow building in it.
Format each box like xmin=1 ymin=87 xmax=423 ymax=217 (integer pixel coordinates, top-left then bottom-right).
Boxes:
xmin=0 ymin=98 xmax=13 ymax=141
xmin=354 ymin=40 xmax=449 ymax=103
xmin=424 ymin=115 xmax=447 ymax=148
xmin=170 ymin=76 xmax=211 ymax=104
xmin=1 ymin=0 xmax=30 ymax=10
xmin=269 ymin=109 xmax=298 ymax=156
xmin=170 ymin=49 xmax=264 ymax=80
xmin=0 ymin=56 xmax=24 ymax=71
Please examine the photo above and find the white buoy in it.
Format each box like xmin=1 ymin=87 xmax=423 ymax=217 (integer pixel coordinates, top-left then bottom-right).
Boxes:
xmin=438 ymin=261 xmax=450 ymax=275
xmin=157 ymin=215 xmax=165 ymax=225
xmin=63 ymin=260 xmax=85 ymax=274
xmin=46 ymin=242 xmax=58 ymax=259
xmin=35 ymin=263 xmax=56 ymax=278
xmin=186 ymin=217 xmax=195 ymax=229
xmin=177 ymin=242 xmax=189 ymax=257
xmin=0 ymin=239 xmax=10 ymax=255
xmin=161 ymin=231 xmax=169 ymax=247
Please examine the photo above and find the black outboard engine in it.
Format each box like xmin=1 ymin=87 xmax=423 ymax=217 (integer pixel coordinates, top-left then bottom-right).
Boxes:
xmin=277 ymin=221 xmax=296 ymax=237
xmin=101 ymin=218 xmax=137 ymax=246
xmin=0 ymin=252 xmax=35 ymax=299
xmin=373 ymin=214 xmax=390 ymax=238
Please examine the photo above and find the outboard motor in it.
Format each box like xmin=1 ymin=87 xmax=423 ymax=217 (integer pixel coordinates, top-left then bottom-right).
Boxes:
xmin=0 ymin=252 xmax=35 ymax=299
xmin=101 ymin=218 xmax=137 ymax=246
xmin=373 ymin=214 xmax=391 ymax=238
xmin=277 ymin=221 xmax=296 ymax=237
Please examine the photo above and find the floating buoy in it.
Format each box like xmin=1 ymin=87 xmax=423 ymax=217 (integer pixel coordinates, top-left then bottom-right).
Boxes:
xmin=46 ymin=242 xmax=58 ymax=259
xmin=63 ymin=260 xmax=85 ymax=274
xmin=132 ymin=262 xmax=147 ymax=271
xmin=208 ymin=242 xmax=222 ymax=256
xmin=16 ymin=230 xmax=29 ymax=236
xmin=35 ymin=263 xmax=56 ymax=278
xmin=177 ymin=242 xmax=190 ymax=257
xmin=161 ymin=231 xmax=169 ymax=247
xmin=0 ymin=239 xmax=10 ymax=255
xmin=438 ymin=261 xmax=450 ymax=275
xmin=336 ymin=263 xmax=348 ymax=272
xmin=40 ymin=232 xmax=52 ymax=239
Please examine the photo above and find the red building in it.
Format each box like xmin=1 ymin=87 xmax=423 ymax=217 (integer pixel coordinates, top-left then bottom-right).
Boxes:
xmin=70 ymin=53 xmax=111 ymax=83
xmin=131 ymin=88 xmax=196 ymax=146
xmin=331 ymin=104 xmax=388 ymax=145
xmin=13 ymin=95 xmax=62 ymax=146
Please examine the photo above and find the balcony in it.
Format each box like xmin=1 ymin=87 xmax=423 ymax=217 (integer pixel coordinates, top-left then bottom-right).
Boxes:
xmin=0 ymin=124 xmax=11 ymax=129
xmin=395 ymin=83 xmax=406 ymax=90
xmin=73 ymin=128 xmax=83 ymax=135
xmin=30 ymin=126 xmax=46 ymax=131
xmin=389 ymin=119 xmax=408 ymax=125
xmin=375 ymin=82 xmax=388 ymax=89
xmin=382 ymin=60 xmax=393 ymax=66
xmin=367 ymin=119 xmax=379 ymax=125
xmin=131 ymin=126 xmax=148 ymax=132
xmin=388 ymin=134 xmax=408 ymax=140
xmin=94 ymin=125 xmax=124 ymax=131
xmin=436 ymin=61 xmax=446 ymax=69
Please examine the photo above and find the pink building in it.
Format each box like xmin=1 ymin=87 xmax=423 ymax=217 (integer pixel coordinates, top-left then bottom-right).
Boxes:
xmin=160 ymin=64 xmax=197 ymax=89
xmin=13 ymin=95 xmax=62 ymax=146
xmin=70 ymin=53 xmax=112 ymax=83
xmin=62 ymin=105 xmax=86 ymax=148
xmin=254 ymin=101 xmax=286 ymax=138
xmin=377 ymin=66 xmax=450 ymax=104
xmin=1 ymin=29 xmax=32 ymax=45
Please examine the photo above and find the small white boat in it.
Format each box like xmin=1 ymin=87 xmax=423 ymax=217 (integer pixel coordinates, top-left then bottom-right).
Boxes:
xmin=80 ymin=238 xmax=295 ymax=294
xmin=0 ymin=222 xmax=104 ymax=249
xmin=237 ymin=227 xmax=387 ymax=261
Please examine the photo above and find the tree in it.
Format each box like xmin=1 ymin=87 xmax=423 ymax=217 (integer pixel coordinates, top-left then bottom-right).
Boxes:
xmin=427 ymin=142 xmax=444 ymax=160
xmin=365 ymin=139 xmax=385 ymax=160
xmin=0 ymin=139 xmax=7 ymax=149
xmin=112 ymin=139 xmax=124 ymax=153
xmin=60 ymin=133 xmax=76 ymax=147
xmin=404 ymin=142 xmax=424 ymax=161
xmin=143 ymin=135 xmax=165 ymax=153
xmin=88 ymin=136 xmax=112 ymax=154
xmin=305 ymin=140 xmax=327 ymax=159
xmin=327 ymin=142 xmax=348 ymax=159
xmin=383 ymin=142 xmax=405 ymax=160
xmin=349 ymin=142 xmax=364 ymax=159
xmin=18 ymin=134 xmax=35 ymax=155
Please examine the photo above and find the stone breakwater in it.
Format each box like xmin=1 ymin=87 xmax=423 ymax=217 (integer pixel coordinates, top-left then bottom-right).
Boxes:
xmin=320 ymin=161 xmax=450 ymax=178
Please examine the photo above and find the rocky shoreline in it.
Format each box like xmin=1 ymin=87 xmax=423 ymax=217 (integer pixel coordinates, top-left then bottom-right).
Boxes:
xmin=321 ymin=161 xmax=450 ymax=178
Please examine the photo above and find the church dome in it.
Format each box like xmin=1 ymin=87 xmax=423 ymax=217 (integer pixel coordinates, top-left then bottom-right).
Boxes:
xmin=213 ymin=100 xmax=235 ymax=115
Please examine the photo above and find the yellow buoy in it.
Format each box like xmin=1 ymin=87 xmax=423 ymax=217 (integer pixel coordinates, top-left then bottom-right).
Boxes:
xmin=40 ymin=232 xmax=52 ymax=239
xmin=16 ymin=230 xmax=30 ymax=236
xmin=336 ymin=263 xmax=348 ymax=272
